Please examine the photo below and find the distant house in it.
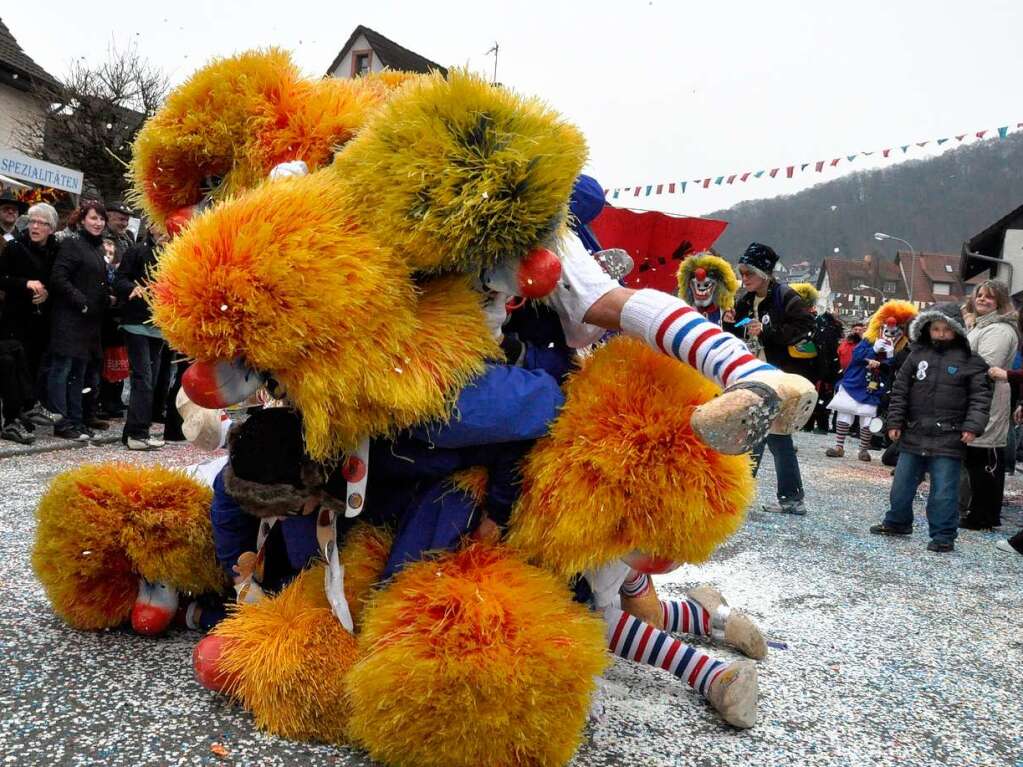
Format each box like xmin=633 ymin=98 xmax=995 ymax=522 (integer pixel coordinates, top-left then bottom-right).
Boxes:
xmin=325 ymin=25 xmax=447 ymax=79
xmin=786 ymin=260 xmax=815 ymax=283
xmin=961 ymin=203 xmax=1023 ymax=301
xmin=896 ymin=251 xmax=982 ymax=307
xmin=0 ymin=18 xmax=58 ymax=150
xmin=816 ymin=255 xmax=907 ymax=325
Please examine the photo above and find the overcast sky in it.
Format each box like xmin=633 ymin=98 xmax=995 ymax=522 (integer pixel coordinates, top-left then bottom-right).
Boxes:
xmin=5 ymin=0 xmax=1022 ymax=216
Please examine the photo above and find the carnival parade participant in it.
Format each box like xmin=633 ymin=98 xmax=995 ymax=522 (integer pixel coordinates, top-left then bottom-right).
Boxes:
xmin=826 ymin=301 xmax=917 ymax=461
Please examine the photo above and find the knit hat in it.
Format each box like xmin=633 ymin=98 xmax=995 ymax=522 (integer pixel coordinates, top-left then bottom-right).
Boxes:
xmin=222 ymin=408 xmax=344 ymax=518
xmin=738 ymin=242 xmax=778 ymax=279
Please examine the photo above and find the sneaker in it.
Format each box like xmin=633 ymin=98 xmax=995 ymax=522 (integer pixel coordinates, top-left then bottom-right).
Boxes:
xmin=126 ymin=437 xmax=152 ymax=451
xmin=17 ymin=415 xmax=36 ymax=433
xmin=79 ymin=425 xmax=96 ymax=439
xmin=24 ymin=405 xmax=59 ymax=426
xmin=1 ymin=422 xmax=36 ymax=445
xmin=705 ymin=660 xmax=758 ymax=729
xmin=927 ymin=540 xmax=954 ymax=553
xmin=84 ymin=417 xmax=110 ymax=431
xmin=54 ymin=425 xmax=89 ymax=441
xmin=869 ymin=523 xmax=912 ymax=536
xmin=995 ymin=539 xmax=1020 ymax=555
xmin=858 ymin=449 xmax=871 ymax=462
xmin=146 ymin=436 xmax=166 ymax=449
xmin=825 ymin=446 xmax=844 ymax=458
xmin=761 ymin=500 xmax=807 ymax=516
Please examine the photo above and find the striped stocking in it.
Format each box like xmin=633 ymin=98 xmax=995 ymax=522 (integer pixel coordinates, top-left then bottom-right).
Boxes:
xmin=621 ymin=571 xmax=650 ymax=598
xmin=605 ymin=606 xmax=727 ymax=696
xmin=621 ymin=289 xmax=775 ymax=389
xmin=834 ymin=420 xmax=851 ymax=449
xmin=661 ymin=598 xmax=712 ymax=637
xmin=858 ymin=425 xmax=872 ymax=452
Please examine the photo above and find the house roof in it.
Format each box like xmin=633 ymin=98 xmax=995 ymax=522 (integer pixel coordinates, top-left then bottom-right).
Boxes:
xmin=325 ymin=25 xmax=447 ymax=77
xmin=896 ymin=251 xmax=983 ymax=304
xmin=0 ymin=18 xmax=58 ymax=90
xmin=817 ymin=257 xmax=905 ymax=297
xmin=962 ymin=202 xmax=1023 ymax=281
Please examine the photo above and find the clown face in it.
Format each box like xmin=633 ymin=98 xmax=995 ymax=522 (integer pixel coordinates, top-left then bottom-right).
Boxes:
xmin=689 ymin=267 xmax=718 ymax=308
xmin=882 ymin=318 xmax=904 ymax=345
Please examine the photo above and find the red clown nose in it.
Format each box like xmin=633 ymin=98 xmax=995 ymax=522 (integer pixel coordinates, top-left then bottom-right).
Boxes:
xmin=516 ymin=247 xmax=562 ymax=299
xmin=165 ymin=206 xmax=196 ymax=236
xmin=694 ymin=267 xmax=707 ymax=281
xmin=182 ymin=358 xmax=265 ymax=409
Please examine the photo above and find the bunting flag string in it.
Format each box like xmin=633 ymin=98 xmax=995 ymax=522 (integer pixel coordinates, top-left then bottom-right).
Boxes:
xmin=605 ymin=120 xmax=1021 ymax=200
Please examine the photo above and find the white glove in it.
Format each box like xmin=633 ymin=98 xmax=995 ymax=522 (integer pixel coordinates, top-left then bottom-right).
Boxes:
xmin=873 ymin=338 xmax=890 ymax=354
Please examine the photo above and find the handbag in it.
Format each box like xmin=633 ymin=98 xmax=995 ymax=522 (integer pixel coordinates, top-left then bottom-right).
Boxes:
xmin=102 ymin=345 xmax=130 ymax=382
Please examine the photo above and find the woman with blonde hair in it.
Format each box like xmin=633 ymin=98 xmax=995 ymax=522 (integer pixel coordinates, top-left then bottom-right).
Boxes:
xmin=962 ymin=280 xmax=1018 ymax=529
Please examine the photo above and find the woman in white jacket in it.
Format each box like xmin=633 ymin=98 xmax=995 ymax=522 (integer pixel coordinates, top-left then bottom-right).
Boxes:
xmin=963 ymin=280 xmax=1019 ymax=530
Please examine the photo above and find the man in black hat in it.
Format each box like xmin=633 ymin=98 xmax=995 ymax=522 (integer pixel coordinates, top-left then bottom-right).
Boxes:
xmin=0 ymin=189 xmax=28 ymax=242
xmin=104 ymin=201 xmax=136 ymax=262
xmin=725 ymin=242 xmax=815 ymax=515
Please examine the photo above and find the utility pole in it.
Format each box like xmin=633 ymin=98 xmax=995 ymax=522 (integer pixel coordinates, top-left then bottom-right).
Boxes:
xmin=485 ymin=42 xmax=499 ymax=84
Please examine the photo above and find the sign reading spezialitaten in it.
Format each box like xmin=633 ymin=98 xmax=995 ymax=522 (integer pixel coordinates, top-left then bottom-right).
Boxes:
xmin=0 ymin=148 xmax=83 ymax=195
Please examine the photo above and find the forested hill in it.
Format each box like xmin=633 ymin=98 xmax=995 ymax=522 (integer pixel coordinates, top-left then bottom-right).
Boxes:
xmin=705 ymin=133 xmax=1023 ymax=266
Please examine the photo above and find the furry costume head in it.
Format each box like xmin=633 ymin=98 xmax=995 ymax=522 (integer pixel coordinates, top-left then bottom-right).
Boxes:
xmin=865 ymin=299 xmax=917 ymax=350
xmin=789 ymin=282 xmax=819 ymax=307
xmin=141 ymin=63 xmax=584 ymax=460
xmin=677 ymin=251 xmax=739 ymax=311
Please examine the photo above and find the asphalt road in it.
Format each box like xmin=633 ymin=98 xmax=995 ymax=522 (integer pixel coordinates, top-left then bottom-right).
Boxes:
xmin=1 ymin=430 xmax=1021 ymax=766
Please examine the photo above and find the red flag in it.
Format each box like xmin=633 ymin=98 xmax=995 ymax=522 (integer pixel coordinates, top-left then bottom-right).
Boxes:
xmin=702 ymin=178 xmax=711 ymax=188
xmin=815 ymin=160 xmax=825 ymax=172
xmin=656 ymin=184 xmax=663 ymax=195
xmin=882 ymin=149 xmax=891 ymax=158
xmin=589 ymin=206 xmax=728 ymax=295
xmin=830 ymin=158 xmax=840 ymax=167
xmin=976 ymin=130 xmax=987 ymax=139
xmin=786 ymin=166 xmax=794 ymax=178
xmin=740 ymin=172 xmax=751 ymax=182
xmin=768 ymin=168 xmax=779 ymax=178
xmin=726 ymin=174 xmax=736 ymax=184
xmin=668 ymin=182 xmax=676 ymax=193
xmin=634 ymin=186 xmax=641 ymax=197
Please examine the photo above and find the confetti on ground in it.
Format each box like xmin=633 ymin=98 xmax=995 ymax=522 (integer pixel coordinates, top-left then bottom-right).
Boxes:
xmin=1 ymin=430 xmax=1021 ymax=766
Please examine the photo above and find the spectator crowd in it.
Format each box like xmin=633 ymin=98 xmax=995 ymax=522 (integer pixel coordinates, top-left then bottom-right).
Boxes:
xmin=0 ymin=190 xmax=182 ymax=452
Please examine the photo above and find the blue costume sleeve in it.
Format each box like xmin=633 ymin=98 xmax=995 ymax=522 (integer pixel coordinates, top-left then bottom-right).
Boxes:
xmin=410 ymin=364 xmax=564 ymax=448
xmin=209 ymin=469 xmax=259 ymax=579
xmin=523 ymin=342 xmax=575 ymax=383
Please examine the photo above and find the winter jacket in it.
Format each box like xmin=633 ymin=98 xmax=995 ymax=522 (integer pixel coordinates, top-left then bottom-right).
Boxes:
xmin=48 ymin=229 xmax=110 ymax=360
xmin=812 ymin=312 xmax=844 ymax=383
xmin=0 ymin=229 xmax=58 ymax=345
xmin=114 ymin=235 xmax=161 ymax=327
xmin=966 ymin=311 xmax=1019 ymax=449
xmin=887 ymin=303 xmax=992 ymax=459
xmin=725 ymin=280 xmax=815 ymax=376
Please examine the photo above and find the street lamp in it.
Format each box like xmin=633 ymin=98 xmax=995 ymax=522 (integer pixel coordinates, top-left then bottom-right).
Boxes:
xmin=874 ymin=232 xmax=917 ymax=303
xmin=857 ymin=283 xmax=884 ymax=310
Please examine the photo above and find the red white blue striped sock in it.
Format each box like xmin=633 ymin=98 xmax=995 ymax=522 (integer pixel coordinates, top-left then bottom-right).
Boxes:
xmin=661 ymin=598 xmax=712 ymax=636
xmin=605 ymin=606 xmax=726 ymax=696
xmin=621 ymin=571 xmax=650 ymax=598
xmin=621 ymin=289 xmax=775 ymax=388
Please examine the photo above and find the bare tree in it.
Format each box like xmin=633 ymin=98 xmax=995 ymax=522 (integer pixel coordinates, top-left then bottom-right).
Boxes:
xmin=17 ymin=40 xmax=169 ymax=204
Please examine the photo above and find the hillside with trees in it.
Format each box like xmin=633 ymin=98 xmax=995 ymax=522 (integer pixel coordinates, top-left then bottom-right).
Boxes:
xmin=706 ymin=133 xmax=1023 ymax=266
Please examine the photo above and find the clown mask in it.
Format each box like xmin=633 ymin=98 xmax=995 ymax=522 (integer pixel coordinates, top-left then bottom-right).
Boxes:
xmin=689 ymin=267 xmax=718 ymax=309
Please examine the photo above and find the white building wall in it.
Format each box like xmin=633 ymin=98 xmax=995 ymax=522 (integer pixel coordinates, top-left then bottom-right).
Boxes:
xmin=0 ymin=84 xmax=44 ymax=151
xmin=330 ymin=35 xmax=385 ymax=79
xmin=999 ymin=228 xmax=1023 ymax=296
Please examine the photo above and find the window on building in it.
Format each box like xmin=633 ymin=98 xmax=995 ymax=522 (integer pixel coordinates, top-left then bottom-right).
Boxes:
xmin=933 ymin=282 xmax=951 ymax=296
xmin=944 ymin=264 xmax=954 ymax=273
xmin=884 ymin=281 xmax=898 ymax=293
xmin=352 ymin=51 xmax=372 ymax=77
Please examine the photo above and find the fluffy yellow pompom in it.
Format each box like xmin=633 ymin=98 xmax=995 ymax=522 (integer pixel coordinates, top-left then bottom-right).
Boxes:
xmin=117 ymin=466 xmax=224 ymax=595
xmin=32 ymin=465 xmax=138 ymax=629
xmin=340 ymin=523 xmax=393 ymax=630
xmin=213 ymin=565 xmax=359 ymax=744
xmin=346 ymin=544 xmax=608 ymax=767
xmin=333 ymin=70 xmax=587 ymax=274
xmin=507 ymin=336 xmax=755 ymax=575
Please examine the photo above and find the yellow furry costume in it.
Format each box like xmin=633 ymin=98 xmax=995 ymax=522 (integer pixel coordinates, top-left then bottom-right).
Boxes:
xmin=33 ymin=49 xmax=759 ymax=766
xmin=788 ymin=282 xmax=820 ymax=307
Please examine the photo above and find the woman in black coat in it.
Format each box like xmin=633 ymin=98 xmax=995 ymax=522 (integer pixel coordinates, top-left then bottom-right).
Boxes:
xmin=46 ymin=200 xmax=112 ymax=439
xmin=0 ymin=202 xmax=60 ymax=415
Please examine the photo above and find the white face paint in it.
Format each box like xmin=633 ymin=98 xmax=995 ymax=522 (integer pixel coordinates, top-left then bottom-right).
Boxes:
xmin=481 ymin=291 xmax=509 ymax=341
xmin=883 ymin=324 xmax=904 ymax=345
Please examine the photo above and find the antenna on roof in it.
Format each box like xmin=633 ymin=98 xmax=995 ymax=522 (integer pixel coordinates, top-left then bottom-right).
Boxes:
xmin=484 ymin=42 xmax=499 ymax=84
